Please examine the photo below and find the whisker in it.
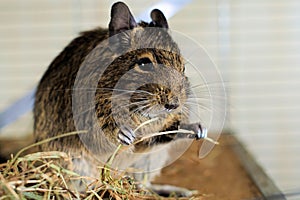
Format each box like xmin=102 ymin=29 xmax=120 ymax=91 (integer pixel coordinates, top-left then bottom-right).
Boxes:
xmin=190 ymin=82 xmax=226 ymax=89
xmin=140 ymin=104 xmax=155 ymax=117
xmin=73 ymin=87 xmax=153 ymax=95
xmin=184 ymin=102 xmax=213 ymax=113
xmin=74 ymin=100 xmax=148 ymax=120
xmin=129 ymin=104 xmax=151 ymax=115
xmin=117 ymin=100 xmax=151 ymax=108
xmin=188 ymin=88 xmax=226 ymax=95
xmin=40 ymin=87 xmax=155 ymax=96
xmin=188 ymin=95 xmax=227 ymax=100
xmin=185 ymin=101 xmax=207 ymax=107
xmin=75 ymin=95 xmax=151 ymax=109
xmin=73 ymin=106 xmax=96 ymax=118
xmin=181 ymin=106 xmax=202 ymax=123
xmin=186 ymin=99 xmax=226 ymax=112
xmin=133 ymin=117 xmax=160 ymax=134
xmin=98 ymin=88 xmax=154 ymax=96
xmin=187 ymin=97 xmax=212 ymax=102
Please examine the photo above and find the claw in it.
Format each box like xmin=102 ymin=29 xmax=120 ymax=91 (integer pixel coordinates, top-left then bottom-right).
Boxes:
xmin=197 ymin=127 xmax=207 ymax=139
xmin=118 ymin=126 xmax=135 ymax=145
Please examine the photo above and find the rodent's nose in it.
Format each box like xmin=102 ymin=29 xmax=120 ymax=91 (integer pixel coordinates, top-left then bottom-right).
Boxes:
xmin=165 ymin=103 xmax=179 ymax=111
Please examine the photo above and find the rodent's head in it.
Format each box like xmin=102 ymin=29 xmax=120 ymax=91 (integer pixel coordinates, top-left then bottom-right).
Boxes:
xmin=104 ymin=3 xmax=189 ymax=124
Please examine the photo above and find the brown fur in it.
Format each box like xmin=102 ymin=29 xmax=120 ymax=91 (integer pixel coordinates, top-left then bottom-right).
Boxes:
xmin=34 ymin=3 xmax=199 ymax=195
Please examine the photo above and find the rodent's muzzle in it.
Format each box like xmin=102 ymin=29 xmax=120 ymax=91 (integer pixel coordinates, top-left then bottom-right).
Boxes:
xmin=129 ymin=83 xmax=184 ymax=118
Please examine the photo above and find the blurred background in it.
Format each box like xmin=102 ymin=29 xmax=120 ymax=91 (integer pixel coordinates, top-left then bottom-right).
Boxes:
xmin=0 ymin=0 xmax=300 ymax=197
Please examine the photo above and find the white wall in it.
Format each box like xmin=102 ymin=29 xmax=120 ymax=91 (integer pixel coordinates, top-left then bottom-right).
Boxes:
xmin=227 ymin=1 xmax=300 ymax=191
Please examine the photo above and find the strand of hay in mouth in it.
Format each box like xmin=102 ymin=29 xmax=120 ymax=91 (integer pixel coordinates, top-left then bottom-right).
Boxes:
xmin=134 ymin=129 xmax=219 ymax=146
xmin=131 ymin=117 xmax=219 ymax=145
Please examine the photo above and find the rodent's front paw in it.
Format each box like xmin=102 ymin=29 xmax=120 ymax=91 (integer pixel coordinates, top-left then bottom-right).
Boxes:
xmin=118 ymin=126 xmax=136 ymax=145
xmin=180 ymin=123 xmax=207 ymax=139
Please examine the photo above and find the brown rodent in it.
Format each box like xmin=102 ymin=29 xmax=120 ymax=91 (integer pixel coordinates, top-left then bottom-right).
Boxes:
xmin=34 ymin=1 xmax=202 ymax=196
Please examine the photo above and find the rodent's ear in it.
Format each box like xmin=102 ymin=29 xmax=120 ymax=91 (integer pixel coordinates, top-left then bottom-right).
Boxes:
xmin=149 ymin=9 xmax=169 ymax=29
xmin=109 ymin=2 xmax=137 ymax=37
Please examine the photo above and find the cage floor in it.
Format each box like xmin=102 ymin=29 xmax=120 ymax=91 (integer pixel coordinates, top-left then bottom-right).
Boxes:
xmin=154 ymin=134 xmax=264 ymax=200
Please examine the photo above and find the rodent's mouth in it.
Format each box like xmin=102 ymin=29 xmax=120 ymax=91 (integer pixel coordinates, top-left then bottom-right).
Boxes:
xmin=135 ymin=104 xmax=180 ymax=119
xmin=140 ymin=112 xmax=159 ymax=119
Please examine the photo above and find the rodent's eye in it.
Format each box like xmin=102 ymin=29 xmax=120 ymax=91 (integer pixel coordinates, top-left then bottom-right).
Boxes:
xmin=136 ymin=57 xmax=154 ymax=72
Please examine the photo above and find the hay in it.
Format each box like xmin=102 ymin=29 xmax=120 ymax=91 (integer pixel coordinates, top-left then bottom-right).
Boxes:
xmin=0 ymin=150 xmax=162 ymax=200
xmin=0 ymin=130 xmax=203 ymax=199
xmin=0 ymin=131 xmax=155 ymax=200
xmin=0 ymin=147 xmax=197 ymax=200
